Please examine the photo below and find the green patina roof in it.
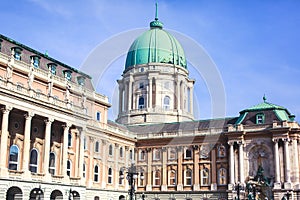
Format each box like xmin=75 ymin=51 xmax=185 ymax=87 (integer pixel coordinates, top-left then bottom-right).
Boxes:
xmin=241 ymin=101 xmax=287 ymax=113
xmin=125 ymin=16 xmax=187 ymax=71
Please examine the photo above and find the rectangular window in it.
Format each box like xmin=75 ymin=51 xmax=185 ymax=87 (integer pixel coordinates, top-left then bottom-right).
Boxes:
xmin=139 ymin=82 xmax=144 ymax=89
xmin=77 ymin=76 xmax=85 ymax=86
xmin=64 ymin=70 xmax=72 ymax=81
xmin=31 ymin=56 xmax=40 ymax=68
xmin=96 ymin=111 xmax=101 ymax=121
xmin=256 ymin=114 xmax=265 ymax=124
xmin=48 ymin=64 xmax=57 ymax=75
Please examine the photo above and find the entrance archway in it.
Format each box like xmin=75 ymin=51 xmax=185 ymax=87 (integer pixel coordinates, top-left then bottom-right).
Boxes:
xmin=50 ymin=190 xmax=63 ymax=200
xmin=30 ymin=187 xmax=44 ymax=200
xmin=119 ymin=195 xmax=125 ymax=200
xmin=69 ymin=190 xmax=80 ymax=200
xmin=6 ymin=186 xmax=23 ymax=200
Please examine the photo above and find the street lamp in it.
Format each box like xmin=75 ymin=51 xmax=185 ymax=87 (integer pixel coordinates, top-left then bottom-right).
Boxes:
xmin=234 ymin=182 xmax=245 ymax=200
xmin=120 ymin=162 xmax=144 ymax=200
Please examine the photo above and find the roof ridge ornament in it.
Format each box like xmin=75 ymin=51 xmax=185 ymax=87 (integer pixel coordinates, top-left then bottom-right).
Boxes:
xmin=263 ymin=94 xmax=267 ymax=103
xmin=150 ymin=2 xmax=163 ymax=29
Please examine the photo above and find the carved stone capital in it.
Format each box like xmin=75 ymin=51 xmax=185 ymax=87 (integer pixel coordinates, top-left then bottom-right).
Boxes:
xmin=44 ymin=117 xmax=54 ymax=125
xmin=1 ymin=105 xmax=12 ymax=114
xmin=24 ymin=111 xmax=35 ymax=120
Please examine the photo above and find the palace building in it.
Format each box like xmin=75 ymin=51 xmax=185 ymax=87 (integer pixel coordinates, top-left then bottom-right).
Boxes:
xmin=0 ymin=13 xmax=299 ymax=200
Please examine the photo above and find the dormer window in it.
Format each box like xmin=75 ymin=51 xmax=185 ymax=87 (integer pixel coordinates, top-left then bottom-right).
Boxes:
xmin=11 ymin=47 xmax=22 ymax=60
xmin=77 ymin=76 xmax=85 ymax=86
xmin=256 ymin=113 xmax=265 ymax=124
xmin=31 ymin=56 xmax=40 ymax=68
xmin=48 ymin=63 xmax=57 ymax=75
xmin=64 ymin=70 xmax=72 ymax=81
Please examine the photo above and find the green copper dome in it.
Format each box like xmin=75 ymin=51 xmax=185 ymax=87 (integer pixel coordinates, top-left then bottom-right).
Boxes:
xmin=125 ymin=18 xmax=187 ymax=71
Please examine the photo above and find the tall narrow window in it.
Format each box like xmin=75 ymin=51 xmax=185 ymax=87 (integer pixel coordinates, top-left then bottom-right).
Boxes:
xmin=138 ymin=96 xmax=145 ymax=109
xmin=185 ymin=169 xmax=192 ymax=186
xmin=120 ymin=147 xmax=123 ymax=158
xmin=95 ymin=141 xmax=100 ymax=153
xmin=129 ymin=150 xmax=133 ymax=160
xmin=154 ymin=170 xmax=161 ymax=186
xmin=163 ymin=96 xmax=170 ymax=110
xmin=139 ymin=150 xmax=146 ymax=161
xmin=169 ymin=170 xmax=176 ymax=186
xmin=84 ymin=137 xmax=87 ymax=150
xmin=108 ymin=168 xmax=113 ymax=184
xmin=187 ymin=87 xmax=191 ymax=112
xmin=119 ymin=168 xmax=123 ymax=185
xmin=168 ymin=148 xmax=177 ymax=160
xmin=218 ymin=168 xmax=227 ymax=185
xmin=218 ymin=145 xmax=226 ymax=157
xmin=201 ymin=168 xmax=210 ymax=186
xmin=9 ymin=145 xmax=19 ymax=170
xmin=185 ymin=148 xmax=192 ymax=159
xmin=109 ymin=144 xmax=113 ymax=156
xmin=96 ymin=111 xmax=101 ymax=121
xmin=94 ymin=165 xmax=99 ymax=182
xmin=67 ymin=160 xmax=71 ymax=177
xmin=29 ymin=149 xmax=38 ymax=173
xmin=153 ymin=148 xmax=161 ymax=160
xmin=83 ymin=163 xmax=86 ymax=178
xmin=31 ymin=56 xmax=40 ymax=68
xmin=68 ymin=132 xmax=72 ymax=147
xmin=49 ymin=152 xmax=56 ymax=175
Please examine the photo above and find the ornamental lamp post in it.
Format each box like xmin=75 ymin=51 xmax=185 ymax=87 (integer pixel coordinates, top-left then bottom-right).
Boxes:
xmin=120 ymin=162 xmax=144 ymax=200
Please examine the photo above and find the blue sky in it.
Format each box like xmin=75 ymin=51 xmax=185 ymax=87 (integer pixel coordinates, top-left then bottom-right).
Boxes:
xmin=1 ymin=0 xmax=300 ymax=121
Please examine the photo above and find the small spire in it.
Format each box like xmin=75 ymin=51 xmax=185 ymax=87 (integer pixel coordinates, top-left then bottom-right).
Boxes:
xmin=263 ymin=94 xmax=267 ymax=102
xmin=155 ymin=2 xmax=158 ymax=21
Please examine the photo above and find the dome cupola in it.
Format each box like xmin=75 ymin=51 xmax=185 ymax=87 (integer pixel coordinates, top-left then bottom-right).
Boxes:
xmin=125 ymin=4 xmax=187 ymax=71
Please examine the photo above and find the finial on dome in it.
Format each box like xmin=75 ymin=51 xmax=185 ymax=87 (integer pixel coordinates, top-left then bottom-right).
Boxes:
xmin=150 ymin=2 xmax=163 ymax=29
xmin=155 ymin=2 xmax=158 ymax=21
xmin=263 ymin=94 xmax=267 ymax=102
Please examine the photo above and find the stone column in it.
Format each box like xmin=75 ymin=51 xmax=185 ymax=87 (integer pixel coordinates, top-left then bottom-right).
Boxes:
xmin=43 ymin=118 xmax=54 ymax=176
xmin=146 ymin=148 xmax=152 ymax=191
xmin=78 ymin=128 xmax=85 ymax=181
xmin=23 ymin=112 xmax=34 ymax=176
xmin=114 ymin=143 xmax=119 ymax=189
xmin=193 ymin=146 xmax=200 ymax=190
xmin=189 ymin=87 xmax=193 ymax=114
xmin=161 ymin=147 xmax=167 ymax=191
xmin=75 ymin=131 xmax=80 ymax=177
xmin=101 ymin=139 xmax=107 ymax=188
xmin=238 ymin=141 xmax=244 ymax=183
xmin=284 ymin=138 xmax=291 ymax=185
xmin=148 ymin=78 xmax=152 ymax=109
xmin=61 ymin=123 xmax=71 ymax=178
xmin=0 ymin=106 xmax=12 ymax=176
xmin=177 ymin=147 xmax=183 ymax=191
xmin=176 ymin=80 xmax=180 ymax=110
xmin=88 ymin=137 xmax=94 ymax=187
xmin=128 ymin=80 xmax=132 ymax=111
xmin=273 ymin=139 xmax=281 ymax=187
xmin=211 ymin=148 xmax=217 ymax=190
xmin=119 ymin=86 xmax=123 ymax=113
xmin=292 ymin=138 xmax=299 ymax=184
xmin=228 ymin=142 xmax=235 ymax=186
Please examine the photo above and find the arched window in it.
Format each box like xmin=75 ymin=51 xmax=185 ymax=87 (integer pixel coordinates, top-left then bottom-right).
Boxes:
xmin=185 ymin=169 xmax=192 ymax=186
xmin=95 ymin=141 xmax=100 ymax=153
xmin=139 ymin=150 xmax=146 ymax=161
xmin=9 ymin=145 xmax=19 ymax=170
xmin=154 ymin=170 xmax=161 ymax=186
xmin=49 ymin=152 xmax=56 ymax=175
xmin=218 ymin=168 xmax=227 ymax=185
xmin=218 ymin=145 xmax=226 ymax=157
xmin=94 ymin=165 xmax=99 ymax=182
xmin=67 ymin=160 xmax=71 ymax=177
xmin=83 ymin=163 xmax=86 ymax=178
xmin=118 ymin=147 xmax=123 ymax=158
xmin=138 ymin=96 xmax=145 ymax=109
xmin=129 ymin=149 xmax=133 ymax=160
xmin=68 ymin=132 xmax=72 ymax=147
xmin=169 ymin=170 xmax=176 ymax=186
xmin=185 ymin=148 xmax=192 ymax=159
xmin=163 ymin=96 xmax=170 ymax=110
xmin=108 ymin=167 xmax=113 ymax=184
xmin=201 ymin=168 xmax=210 ymax=186
xmin=29 ymin=149 xmax=38 ymax=173
xmin=109 ymin=144 xmax=113 ymax=156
